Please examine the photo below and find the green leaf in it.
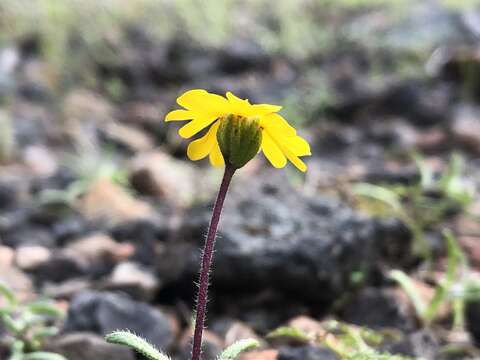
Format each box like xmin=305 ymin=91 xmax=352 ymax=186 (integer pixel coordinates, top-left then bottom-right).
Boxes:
xmin=31 ymin=326 xmax=60 ymax=344
xmin=0 ymin=282 xmax=17 ymax=307
xmin=21 ymin=352 xmax=67 ymax=360
xmin=389 ymin=270 xmax=427 ymax=321
xmin=27 ymin=302 xmax=65 ymax=319
xmin=105 ymin=331 xmax=171 ymax=360
xmin=218 ymin=339 xmax=260 ymax=360
xmin=266 ymin=326 xmax=310 ymax=343
xmin=353 ymin=183 xmax=402 ymax=212
xmin=424 ymin=230 xmax=465 ymax=323
xmin=1 ymin=313 xmax=22 ymax=334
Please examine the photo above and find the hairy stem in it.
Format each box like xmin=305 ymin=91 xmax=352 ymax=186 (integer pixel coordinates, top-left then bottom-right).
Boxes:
xmin=191 ymin=165 xmax=236 ymax=360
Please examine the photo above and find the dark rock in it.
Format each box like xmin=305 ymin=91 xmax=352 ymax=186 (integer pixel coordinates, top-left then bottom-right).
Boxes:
xmin=451 ymin=105 xmax=480 ymax=154
xmin=52 ymin=215 xmax=96 ymax=246
xmin=47 ymin=332 xmax=135 ymax=360
xmin=164 ymin=176 xmax=410 ymax=304
xmin=64 ymin=291 xmax=175 ymax=350
xmin=339 ymin=287 xmax=415 ymax=331
xmin=218 ymin=39 xmax=270 ymax=74
xmin=10 ymin=103 xmax=52 ymax=146
xmin=385 ymin=329 xmax=438 ymax=360
xmin=278 ymin=345 xmax=339 ymax=360
xmin=466 ymin=300 xmax=480 ymax=345
xmin=33 ymin=251 xmax=88 ymax=283
xmin=2 ymin=224 xmax=55 ymax=248
xmin=0 ymin=208 xmax=30 ymax=238
xmin=378 ymin=81 xmax=451 ymax=127
xmin=104 ymin=261 xmax=159 ymax=301
xmin=210 ymin=292 xmax=309 ymax=334
xmin=111 ymin=219 xmax=169 ymax=266
xmin=0 ymin=182 xmax=18 ymax=210
xmin=30 ymin=167 xmax=77 ymax=194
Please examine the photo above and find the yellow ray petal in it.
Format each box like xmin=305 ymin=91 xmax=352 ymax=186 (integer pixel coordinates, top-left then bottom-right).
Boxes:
xmin=251 ymin=103 xmax=282 ymax=116
xmin=178 ymin=116 xmax=218 ymax=139
xmin=186 ymin=121 xmax=220 ymax=161
xmin=178 ymin=89 xmax=230 ymax=117
xmin=282 ymin=146 xmax=307 ymax=172
xmin=260 ymin=113 xmax=296 ymax=137
xmin=282 ymin=135 xmax=311 ymax=156
xmin=226 ymin=91 xmax=253 ymax=116
xmin=165 ymin=109 xmax=193 ymax=121
xmin=266 ymin=128 xmax=308 ymax=172
xmin=209 ymin=142 xmax=225 ymax=167
xmin=261 ymin=130 xmax=287 ymax=168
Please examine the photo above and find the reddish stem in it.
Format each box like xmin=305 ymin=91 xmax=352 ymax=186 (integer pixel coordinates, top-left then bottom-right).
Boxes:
xmin=191 ymin=165 xmax=236 ymax=360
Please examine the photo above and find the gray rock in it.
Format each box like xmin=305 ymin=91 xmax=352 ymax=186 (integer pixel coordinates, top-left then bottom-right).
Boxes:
xmin=385 ymin=329 xmax=439 ymax=360
xmin=64 ymin=291 xmax=175 ymax=351
xmin=33 ymin=250 xmax=88 ymax=283
xmin=104 ymin=261 xmax=159 ymax=301
xmin=47 ymin=332 xmax=135 ymax=360
xmin=339 ymin=287 xmax=415 ymax=331
xmin=165 ymin=176 xmax=409 ymax=303
xmin=278 ymin=345 xmax=339 ymax=360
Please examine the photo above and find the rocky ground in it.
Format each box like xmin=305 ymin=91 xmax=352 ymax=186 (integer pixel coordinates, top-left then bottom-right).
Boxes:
xmin=1 ymin=2 xmax=480 ymax=360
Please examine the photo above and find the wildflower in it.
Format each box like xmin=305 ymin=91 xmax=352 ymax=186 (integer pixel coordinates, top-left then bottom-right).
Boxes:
xmin=165 ymin=89 xmax=311 ymax=171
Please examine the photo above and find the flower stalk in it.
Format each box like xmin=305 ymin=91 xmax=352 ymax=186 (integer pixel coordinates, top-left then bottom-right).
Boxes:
xmin=191 ymin=164 xmax=236 ymax=360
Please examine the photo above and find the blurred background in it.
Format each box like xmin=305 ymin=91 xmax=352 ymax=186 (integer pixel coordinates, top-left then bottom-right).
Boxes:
xmin=0 ymin=0 xmax=480 ymax=359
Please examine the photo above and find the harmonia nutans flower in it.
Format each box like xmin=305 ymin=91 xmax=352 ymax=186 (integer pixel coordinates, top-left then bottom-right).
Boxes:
xmin=165 ymin=89 xmax=311 ymax=171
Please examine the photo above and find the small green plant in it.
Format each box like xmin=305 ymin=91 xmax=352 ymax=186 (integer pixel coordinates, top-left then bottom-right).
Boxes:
xmin=106 ymin=331 xmax=259 ymax=360
xmin=266 ymin=326 xmax=312 ymax=344
xmin=37 ymin=149 xmax=129 ymax=206
xmin=324 ymin=321 xmax=413 ymax=360
xmin=0 ymin=283 xmax=66 ymax=360
xmin=354 ymin=153 xmax=474 ymax=259
xmin=389 ymin=230 xmax=467 ymax=327
xmin=267 ymin=321 xmax=412 ymax=360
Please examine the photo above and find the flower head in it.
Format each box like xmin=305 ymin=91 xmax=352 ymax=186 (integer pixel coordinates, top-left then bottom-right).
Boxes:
xmin=165 ymin=89 xmax=311 ymax=172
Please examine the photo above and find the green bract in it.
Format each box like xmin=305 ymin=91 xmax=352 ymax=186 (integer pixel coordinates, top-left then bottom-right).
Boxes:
xmin=216 ymin=114 xmax=262 ymax=169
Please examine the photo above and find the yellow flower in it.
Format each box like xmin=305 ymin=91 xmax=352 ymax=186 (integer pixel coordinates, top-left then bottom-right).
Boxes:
xmin=165 ymin=89 xmax=311 ymax=172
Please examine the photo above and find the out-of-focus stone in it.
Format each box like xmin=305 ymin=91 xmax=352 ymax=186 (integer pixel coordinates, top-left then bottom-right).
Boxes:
xmin=66 ymin=233 xmax=133 ymax=265
xmin=15 ymin=245 xmax=51 ymax=271
xmin=0 ymin=245 xmax=15 ymax=268
xmin=22 ymin=145 xmax=58 ymax=177
xmin=0 ymin=266 xmax=34 ymax=303
xmin=64 ymin=89 xmax=113 ymax=124
xmin=79 ymin=179 xmax=154 ymax=224
xmin=451 ymin=105 xmax=480 ymax=153
xmin=239 ymin=350 xmax=278 ymax=360
xmin=101 ymin=122 xmax=154 ymax=152
xmin=120 ymin=101 xmax=163 ymax=127
xmin=340 ymin=287 xmax=416 ymax=330
xmin=105 ymin=261 xmax=159 ymax=301
xmin=287 ymin=316 xmax=326 ymax=339
xmin=225 ymin=321 xmax=261 ymax=347
xmin=129 ymin=151 xmax=197 ymax=207
xmin=47 ymin=332 xmax=135 ymax=360
xmin=278 ymin=345 xmax=339 ymax=360
xmin=64 ymin=291 xmax=175 ymax=350
xmin=43 ymin=278 xmax=91 ymax=299
xmin=33 ymin=250 xmax=88 ymax=283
